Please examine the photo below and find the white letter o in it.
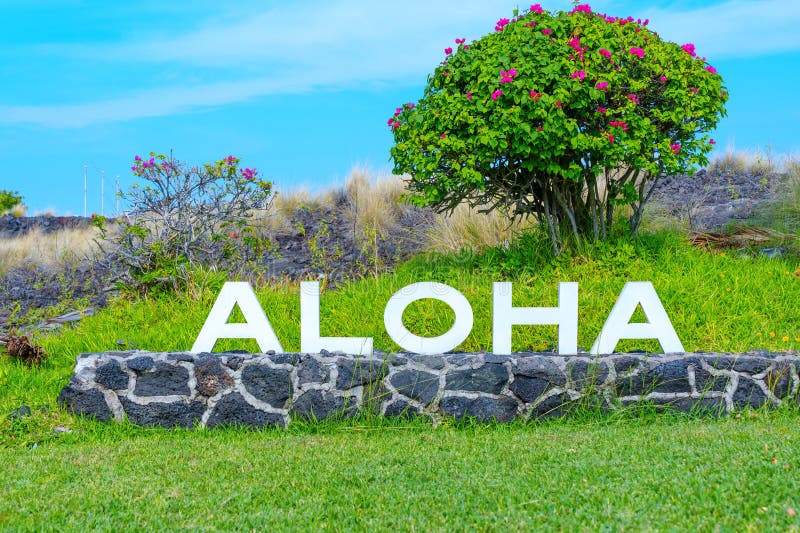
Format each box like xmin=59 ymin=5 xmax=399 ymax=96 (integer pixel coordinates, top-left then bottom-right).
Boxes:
xmin=384 ymin=282 xmax=473 ymax=355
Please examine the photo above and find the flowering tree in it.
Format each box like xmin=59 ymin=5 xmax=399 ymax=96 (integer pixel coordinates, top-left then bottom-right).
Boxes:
xmin=389 ymin=4 xmax=727 ymax=252
xmin=112 ymin=152 xmax=274 ymax=294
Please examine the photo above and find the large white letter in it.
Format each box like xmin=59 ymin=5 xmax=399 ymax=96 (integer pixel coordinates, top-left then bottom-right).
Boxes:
xmin=591 ymin=281 xmax=684 ymax=355
xmin=492 ymin=282 xmax=578 ymax=355
xmin=384 ymin=282 xmax=473 ymax=355
xmin=300 ymin=282 xmax=373 ymax=355
xmin=191 ymin=282 xmax=283 ymax=354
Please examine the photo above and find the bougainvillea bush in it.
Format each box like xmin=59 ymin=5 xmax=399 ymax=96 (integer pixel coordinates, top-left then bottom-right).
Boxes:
xmin=110 ymin=152 xmax=274 ymax=294
xmin=390 ymin=4 xmax=727 ymax=252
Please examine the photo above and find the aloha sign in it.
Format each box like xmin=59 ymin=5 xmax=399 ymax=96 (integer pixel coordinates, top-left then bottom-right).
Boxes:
xmin=192 ymin=281 xmax=684 ymax=356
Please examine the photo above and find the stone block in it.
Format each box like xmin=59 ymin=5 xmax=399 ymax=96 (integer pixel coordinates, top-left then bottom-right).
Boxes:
xmin=445 ymin=364 xmax=508 ymax=394
xmin=134 ymin=363 xmax=190 ymax=397
xmin=389 ymin=369 xmax=440 ymax=405
xmin=440 ymin=396 xmax=518 ymax=422
xmin=241 ymin=365 xmax=292 ymax=407
xmin=206 ymin=393 xmax=284 ymax=429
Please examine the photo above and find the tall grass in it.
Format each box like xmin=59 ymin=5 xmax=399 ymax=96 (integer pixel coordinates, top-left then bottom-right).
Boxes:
xmin=0 ymin=227 xmax=101 ymax=276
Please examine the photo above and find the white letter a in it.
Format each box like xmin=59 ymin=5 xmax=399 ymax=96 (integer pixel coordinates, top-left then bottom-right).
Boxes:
xmin=191 ymin=282 xmax=284 ymax=354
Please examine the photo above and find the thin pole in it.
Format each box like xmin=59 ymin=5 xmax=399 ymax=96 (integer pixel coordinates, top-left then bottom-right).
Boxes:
xmin=101 ymin=170 xmax=105 ymax=216
xmin=83 ymin=164 xmax=88 ymax=217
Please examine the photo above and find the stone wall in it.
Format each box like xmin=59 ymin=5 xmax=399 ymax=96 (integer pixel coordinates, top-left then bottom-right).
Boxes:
xmin=58 ymin=351 xmax=800 ymax=428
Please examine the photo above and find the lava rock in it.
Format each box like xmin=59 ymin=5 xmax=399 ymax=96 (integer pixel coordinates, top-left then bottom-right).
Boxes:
xmin=95 ymin=359 xmax=129 ymax=390
xmin=445 ymin=364 xmax=508 ymax=394
xmin=57 ymin=386 xmax=112 ymax=422
xmin=134 ymin=363 xmax=191 ymax=397
xmin=389 ymin=369 xmax=440 ymax=405
xmin=241 ymin=364 xmax=292 ymax=407
xmin=120 ymin=398 xmax=205 ymax=428
xmin=440 ymin=396 xmax=518 ymax=422
xmin=206 ymin=393 xmax=285 ymax=429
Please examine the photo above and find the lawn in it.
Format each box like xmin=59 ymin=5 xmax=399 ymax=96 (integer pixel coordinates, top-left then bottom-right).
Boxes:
xmin=2 ymin=413 xmax=800 ymax=530
xmin=1 ymin=230 xmax=800 ymax=530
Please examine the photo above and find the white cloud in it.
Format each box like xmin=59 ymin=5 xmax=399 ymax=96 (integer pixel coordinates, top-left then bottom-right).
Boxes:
xmin=639 ymin=0 xmax=800 ymax=59
xmin=2 ymin=0 xmax=795 ymax=128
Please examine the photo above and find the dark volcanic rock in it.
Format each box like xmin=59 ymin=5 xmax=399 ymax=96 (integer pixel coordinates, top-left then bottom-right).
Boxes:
xmin=95 ymin=359 xmax=129 ymax=390
xmin=134 ymin=363 xmax=190 ymax=397
xmin=390 ymin=369 xmax=440 ymax=405
xmin=440 ymin=396 xmax=518 ymax=422
xmin=336 ymin=358 xmax=386 ymax=389
xmin=120 ymin=398 xmax=205 ymax=428
xmin=290 ymin=390 xmax=356 ymax=420
xmin=57 ymin=386 xmax=112 ymax=422
xmin=206 ymin=393 xmax=284 ymax=429
xmin=241 ymin=364 xmax=292 ymax=407
xmin=445 ymin=364 xmax=508 ymax=394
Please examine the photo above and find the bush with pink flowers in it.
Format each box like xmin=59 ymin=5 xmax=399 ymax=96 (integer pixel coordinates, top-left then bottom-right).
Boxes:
xmin=389 ymin=4 xmax=727 ymax=252
xmin=113 ymin=152 xmax=275 ymax=295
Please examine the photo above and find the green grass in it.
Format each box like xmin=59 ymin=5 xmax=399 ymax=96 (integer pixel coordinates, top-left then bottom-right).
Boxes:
xmin=2 ymin=412 xmax=800 ymax=530
xmin=2 ymin=229 xmax=800 ymax=530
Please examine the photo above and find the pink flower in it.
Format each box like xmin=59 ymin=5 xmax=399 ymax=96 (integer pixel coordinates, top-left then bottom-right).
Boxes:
xmin=609 ymin=120 xmax=628 ymax=131
xmin=445 ymin=47 xmax=453 ymax=55
xmin=526 ymin=20 xmax=537 ymax=28
xmin=571 ymin=70 xmax=586 ymax=81
xmin=706 ymin=65 xmax=718 ymax=74
xmin=596 ymin=81 xmax=609 ymax=91
xmin=629 ymin=47 xmax=645 ymax=58
xmin=690 ymin=87 xmax=699 ymax=94
xmin=466 ymin=91 xmax=473 ymax=100
xmin=464 ymin=45 xmax=470 ymax=50
xmin=495 ymin=18 xmax=510 ymax=31
xmin=643 ymin=18 xmax=649 ymax=25
xmin=709 ymin=139 xmax=716 ymax=145
xmin=670 ymin=143 xmax=681 ymax=155
xmin=681 ymin=43 xmax=696 ymax=57
xmin=596 ymin=106 xmax=606 ymax=114
xmin=537 ymin=125 xmax=543 ymax=131
xmin=568 ymin=37 xmax=582 ymax=51
xmin=627 ymin=93 xmax=640 ymax=105
xmin=500 ymin=69 xmax=517 ymax=83
xmin=134 ymin=155 xmax=142 ymax=161
xmin=491 ymin=89 xmax=503 ymax=100
xmin=571 ymin=4 xmax=592 ymax=14
xmin=659 ymin=75 xmax=667 ymax=83
xmin=608 ymin=134 xmax=615 ymax=143
xmin=542 ymin=28 xmax=552 ymax=35
xmin=441 ymin=133 xmax=447 ymax=139
xmin=455 ymin=38 xmax=466 ymax=45
xmin=554 ymin=100 xmax=562 ymax=108
xmin=530 ymin=4 xmax=543 ymax=13
xmin=529 ymin=90 xmax=542 ymax=101
xmin=391 ymin=122 xmax=400 ymax=129
xmin=599 ymin=48 xmax=612 ymax=58
xmin=404 ymin=102 xmax=415 ymax=109
xmin=130 ymin=165 xmax=137 ymax=172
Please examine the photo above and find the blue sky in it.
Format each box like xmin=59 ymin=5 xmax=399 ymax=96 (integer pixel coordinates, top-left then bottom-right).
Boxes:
xmin=1 ymin=0 xmax=799 ymax=215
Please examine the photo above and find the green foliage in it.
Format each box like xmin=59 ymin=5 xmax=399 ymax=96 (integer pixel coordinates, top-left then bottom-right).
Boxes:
xmin=390 ymin=5 xmax=727 ymax=252
xmin=113 ymin=152 xmax=275 ymax=296
xmin=0 ymin=189 xmax=23 ymax=214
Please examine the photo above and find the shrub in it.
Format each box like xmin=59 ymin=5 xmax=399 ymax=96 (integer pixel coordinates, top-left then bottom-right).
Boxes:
xmin=111 ymin=152 xmax=275 ymax=295
xmin=0 ymin=190 xmax=23 ymax=215
xmin=389 ymin=3 xmax=727 ymax=253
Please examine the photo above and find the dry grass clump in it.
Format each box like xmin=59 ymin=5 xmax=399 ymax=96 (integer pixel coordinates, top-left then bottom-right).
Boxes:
xmin=0 ymin=227 xmax=102 ymax=275
xmin=427 ymin=203 xmax=537 ymax=253
xmin=707 ymin=147 xmax=791 ymax=177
